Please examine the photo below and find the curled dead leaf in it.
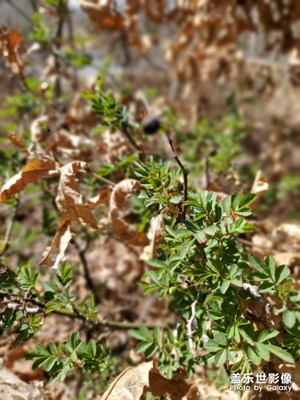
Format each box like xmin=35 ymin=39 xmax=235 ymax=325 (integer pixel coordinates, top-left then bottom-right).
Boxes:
xmin=56 ymin=161 xmax=99 ymax=230
xmin=140 ymin=214 xmax=165 ymax=261
xmin=0 ymin=159 xmax=58 ymax=202
xmin=39 ymin=220 xmax=72 ymax=269
xmin=109 ymin=179 xmax=148 ymax=246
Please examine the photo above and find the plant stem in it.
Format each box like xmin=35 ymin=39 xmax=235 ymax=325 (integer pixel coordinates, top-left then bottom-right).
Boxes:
xmin=72 ymin=238 xmax=100 ymax=304
xmin=168 ymin=136 xmax=188 ymax=220
xmin=26 ymin=296 xmax=161 ymax=330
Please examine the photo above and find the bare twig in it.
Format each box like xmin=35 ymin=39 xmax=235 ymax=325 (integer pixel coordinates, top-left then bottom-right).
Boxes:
xmin=90 ymin=171 xmax=116 ymax=188
xmin=121 ymin=122 xmax=141 ymax=152
xmin=72 ymin=238 xmax=100 ymax=304
xmin=186 ymin=294 xmax=199 ymax=358
xmin=168 ymin=136 xmax=188 ymax=220
xmin=27 ymin=295 xmax=162 ymax=330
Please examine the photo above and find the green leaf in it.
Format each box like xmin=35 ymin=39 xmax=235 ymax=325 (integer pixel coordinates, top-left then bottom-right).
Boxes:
xmin=220 ymin=280 xmax=230 ymax=294
xmin=266 ymin=256 xmax=276 ymax=281
xmin=256 ymin=343 xmax=270 ymax=361
xmin=144 ymin=343 xmax=159 ymax=357
xmin=222 ymin=196 xmax=231 ymax=217
xmin=258 ymin=329 xmax=279 ymax=343
xmin=266 ymin=344 xmax=294 ymax=363
xmin=214 ymin=332 xmax=228 ymax=346
xmin=239 ymin=329 xmax=254 ymax=345
xmin=179 ymin=238 xmax=195 ymax=259
xmin=136 ymin=341 xmax=153 ymax=353
xmin=282 ymin=310 xmax=296 ymax=329
xmin=215 ymin=349 xmax=227 ymax=366
xmin=129 ymin=329 xmax=147 ymax=341
xmin=244 ymin=346 xmax=261 ymax=366
xmin=153 ymin=327 xmax=162 ymax=347
xmin=248 ymin=255 xmax=266 ymax=274
xmin=139 ymin=325 xmax=153 ymax=342
xmin=204 ymin=340 xmax=222 ymax=352
xmin=275 ymin=265 xmax=290 ymax=284
xmin=239 ymin=193 xmax=256 ymax=208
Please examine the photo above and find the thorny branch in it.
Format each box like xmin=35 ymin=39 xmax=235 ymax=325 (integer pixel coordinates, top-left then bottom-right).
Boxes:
xmin=168 ymin=136 xmax=188 ymax=220
xmin=23 ymin=293 xmax=162 ymax=331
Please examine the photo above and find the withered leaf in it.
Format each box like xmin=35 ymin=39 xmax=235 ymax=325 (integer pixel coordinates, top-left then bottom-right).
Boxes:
xmin=146 ymin=367 xmax=191 ymax=400
xmin=9 ymin=133 xmax=29 ymax=155
xmin=102 ymin=361 xmax=153 ymax=400
xmin=86 ymin=188 xmax=110 ymax=209
xmin=101 ymin=361 xmax=190 ymax=400
xmin=109 ymin=179 xmax=148 ymax=246
xmin=56 ymin=161 xmax=99 ymax=230
xmin=250 ymin=170 xmax=269 ymax=209
xmin=251 ymin=170 xmax=269 ymax=195
xmin=140 ymin=214 xmax=165 ymax=261
xmin=6 ymin=29 xmax=22 ymax=63
xmin=0 ymin=159 xmax=58 ymax=202
xmin=39 ymin=220 xmax=72 ymax=269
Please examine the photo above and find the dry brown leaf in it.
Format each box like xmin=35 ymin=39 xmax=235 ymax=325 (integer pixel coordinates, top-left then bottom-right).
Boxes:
xmin=39 ymin=220 xmax=72 ymax=269
xmin=86 ymin=188 xmax=110 ymax=209
xmin=102 ymin=361 xmax=153 ymax=400
xmin=146 ymin=367 xmax=191 ymax=400
xmin=141 ymin=214 xmax=165 ymax=261
xmin=250 ymin=170 xmax=269 ymax=208
xmin=56 ymin=161 xmax=99 ymax=230
xmin=109 ymin=179 xmax=148 ymax=246
xmin=0 ymin=159 xmax=58 ymax=202
xmin=6 ymin=29 xmax=22 ymax=63
xmin=101 ymin=361 xmax=190 ymax=400
xmin=251 ymin=170 xmax=269 ymax=195
xmin=9 ymin=133 xmax=29 ymax=155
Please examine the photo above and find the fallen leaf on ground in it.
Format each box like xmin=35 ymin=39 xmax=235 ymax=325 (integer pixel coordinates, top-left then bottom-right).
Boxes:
xmin=146 ymin=367 xmax=191 ymax=400
xmin=0 ymin=159 xmax=58 ymax=202
xmin=102 ymin=361 xmax=153 ymax=400
xmin=101 ymin=361 xmax=190 ymax=400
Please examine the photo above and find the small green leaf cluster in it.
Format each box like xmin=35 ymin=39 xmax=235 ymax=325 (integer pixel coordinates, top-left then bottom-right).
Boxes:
xmin=129 ymin=324 xmax=193 ymax=379
xmin=83 ymin=87 xmax=133 ymax=132
xmin=133 ymin=157 xmax=299 ymax=380
xmin=26 ymin=332 xmax=112 ymax=383
xmin=135 ymin=156 xmax=182 ymax=209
